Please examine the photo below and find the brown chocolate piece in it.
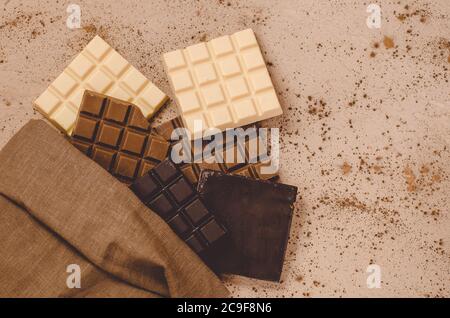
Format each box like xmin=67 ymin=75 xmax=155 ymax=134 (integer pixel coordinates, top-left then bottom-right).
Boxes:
xmin=70 ymin=91 xmax=170 ymax=184
xmin=153 ymin=116 xmax=278 ymax=184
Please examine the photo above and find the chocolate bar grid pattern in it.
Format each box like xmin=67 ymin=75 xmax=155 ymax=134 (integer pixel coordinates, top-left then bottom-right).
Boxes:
xmin=34 ymin=35 xmax=168 ymax=135
xmin=71 ymin=91 xmax=170 ymax=185
xmin=163 ymin=29 xmax=283 ymax=136
xmin=131 ymin=160 xmax=227 ymax=254
xmin=153 ymin=116 xmax=278 ymax=184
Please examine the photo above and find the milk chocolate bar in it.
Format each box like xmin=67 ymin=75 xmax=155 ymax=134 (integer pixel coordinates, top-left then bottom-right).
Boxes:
xmin=131 ymin=159 xmax=227 ymax=255
xmin=70 ymin=91 xmax=170 ymax=184
xmin=35 ymin=35 xmax=168 ymax=134
xmin=163 ymin=29 xmax=282 ymax=137
xmin=197 ymin=170 xmax=297 ymax=281
xmin=153 ymin=116 xmax=278 ymax=184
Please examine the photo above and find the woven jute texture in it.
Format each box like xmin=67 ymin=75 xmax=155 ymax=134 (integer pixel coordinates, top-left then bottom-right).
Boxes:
xmin=0 ymin=119 xmax=228 ymax=298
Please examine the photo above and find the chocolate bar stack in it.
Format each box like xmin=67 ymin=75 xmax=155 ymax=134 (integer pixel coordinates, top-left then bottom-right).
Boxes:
xmin=34 ymin=30 xmax=298 ymax=282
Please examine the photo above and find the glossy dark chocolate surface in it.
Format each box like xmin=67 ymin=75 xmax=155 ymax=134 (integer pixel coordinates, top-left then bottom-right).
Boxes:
xmin=197 ymin=170 xmax=297 ymax=281
xmin=131 ymin=159 xmax=227 ymax=255
xmin=70 ymin=91 xmax=170 ymax=184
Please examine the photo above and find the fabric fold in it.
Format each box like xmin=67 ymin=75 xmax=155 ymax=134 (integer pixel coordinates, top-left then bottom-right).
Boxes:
xmin=0 ymin=119 xmax=228 ymax=298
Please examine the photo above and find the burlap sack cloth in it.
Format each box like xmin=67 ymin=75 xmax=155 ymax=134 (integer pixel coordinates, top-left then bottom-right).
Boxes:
xmin=0 ymin=120 xmax=229 ymax=298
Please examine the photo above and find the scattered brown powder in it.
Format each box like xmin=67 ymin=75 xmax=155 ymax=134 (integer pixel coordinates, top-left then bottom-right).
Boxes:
xmin=0 ymin=13 xmax=33 ymax=30
xmin=82 ymin=24 xmax=97 ymax=34
xmin=431 ymin=174 xmax=441 ymax=183
xmin=372 ymin=165 xmax=383 ymax=173
xmin=82 ymin=24 xmax=109 ymax=38
xmin=397 ymin=14 xmax=406 ymax=21
xmin=383 ymin=36 xmax=395 ymax=49
xmin=341 ymin=162 xmax=352 ymax=175
xmin=307 ymin=97 xmax=330 ymax=119
xmin=403 ymin=166 xmax=417 ymax=192
xmin=396 ymin=6 xmax=430 ymax=23
xmin=420 ymin=165 xmax=429 ymax=175
xmin=336 ymin=197 xmax=368 ymax=212
xmin=80 ymin=24 xmax=109 ymax=41
xmin=438 ymin=39 xmax=450 ymax=50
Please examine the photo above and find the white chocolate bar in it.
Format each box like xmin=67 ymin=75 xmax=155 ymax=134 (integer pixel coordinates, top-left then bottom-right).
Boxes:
xmin=34 ymin=36 xmax=168 ymax=135
xmin=163 ymin=29 xmax=282 ymax=137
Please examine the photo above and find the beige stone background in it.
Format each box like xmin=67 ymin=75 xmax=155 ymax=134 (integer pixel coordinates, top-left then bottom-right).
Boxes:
xmin=0 ymin=0 xmax=449 ymax=297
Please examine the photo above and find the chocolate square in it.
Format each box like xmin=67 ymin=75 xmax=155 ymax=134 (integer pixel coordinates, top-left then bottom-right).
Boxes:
xmin=91 ymin=146 xmax=115 ymax=170
xmin=184 ymin=199 xmax=209 ymax=225
xmin=72 ymin=140 xmax=91 ymax=155
xmin=180 ymin=165 xmax=198 ymax=184
xmin=145 ymin=137 xmax=170 ymax=161
xmin=121 ymin=130 xmax=146 ymax=155
xmin=154 ymin=160 xmax=178 ymax=183
xmin=81 ymin=93 xmax=104 ymax=116
xmin=104 ymin=101 xmax=129 ymax=123
xmin=113 ymin=153 xmax=139 ymax=179
xmin=138 ymin=161 xmax=156 ymax=178
xmin=168 ymin=214 xmax=191 ymax=237
xmin=128 ymin=108 xmax=150 ymax=131
xmin=200 ymin=219 xmax=227 ymax=244
xmin=97 ymin=123 xmax=123 ymax=148
xmin=149 ymin=194 xmax=174 ymax=218
xmin=169 ymin=178 xmax=193 ymax=203
xmin=72 ymin=117 xmax=98 ymax=141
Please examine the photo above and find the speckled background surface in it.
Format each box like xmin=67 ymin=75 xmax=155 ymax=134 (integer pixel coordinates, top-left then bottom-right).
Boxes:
xmin=0 ymin=0 xmax=449 ymax=297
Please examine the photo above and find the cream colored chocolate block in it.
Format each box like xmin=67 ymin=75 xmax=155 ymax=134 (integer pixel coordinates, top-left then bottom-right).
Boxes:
xmin=163 ymin=29 xmax=282 ymax=137
xmin=34 ymin=35 xmax=168 ymax=134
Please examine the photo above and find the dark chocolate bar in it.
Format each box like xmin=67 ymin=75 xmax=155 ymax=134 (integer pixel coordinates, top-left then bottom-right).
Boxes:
xmin=197 ymin=170 xmax=297 ymax=281
xmin=70 ymin=91 xmax=170 ymax=184
xmin=153 ymin=116 xmax=278 ymax=184
xmin=131 ymin=159 xmax=227 ymax=255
